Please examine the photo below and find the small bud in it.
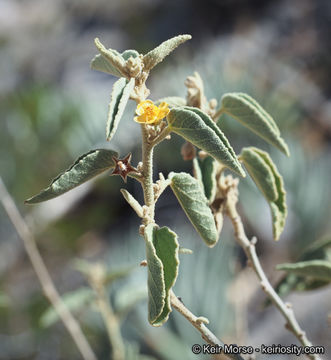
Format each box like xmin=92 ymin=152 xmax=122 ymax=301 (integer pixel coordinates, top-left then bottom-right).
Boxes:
xmin=196 ymin=316 xmax=209 ymax=325
xmin=209 ymin=98 xmax=218 ymax=110
xmin=139 ymin=225 xmax=145 ymax=236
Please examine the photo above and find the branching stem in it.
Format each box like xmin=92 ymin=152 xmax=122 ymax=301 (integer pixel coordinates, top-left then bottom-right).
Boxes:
xmin=0 ymin=177 xmax=97 ymax=360
xmin=224 ymin=182 xmax=321 ymax=360
xmin=139 ymin=128 xmax=243 ymax=360
xmin=170 ymin=291 xmax=245 ymax=360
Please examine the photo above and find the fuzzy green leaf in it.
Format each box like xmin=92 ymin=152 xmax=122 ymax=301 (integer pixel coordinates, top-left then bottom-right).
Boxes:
xmin=40 ymin=287 xmax=93 ymax=328
xmin=301 ymin=236 xmax=331 ymax=261
xmin=167 ymin=107 xmax=245 ymax=177
xmin=143 ymin=35 xmax=192 ymax=71
xmin=277 ymin=260 xmax=331 ymax=281
xmin=144 ymin=224 xmax=166 ymax=325
xmin=265 ymin=236 xmax=331 ymax=305
xmin=25 ymin=149 xmax=118 ymax=203
xmin=240 ymin=147 xmax=277 ymax=202
xmin=91 ymin=52 xmax=123 ymax=77
xmin=91 ymin=38 xmax=126 ymax=77
xmin=240 ymin=147 xmax=287 ymax=240
xmin=221 ymin=93 xmax=289 ymax=156
xmin=107 ymin=77 xmax=134 ymax=141
xmin=155 ymin=96 xmax=186 ymax=108
xmin=169 ymin=172 xmax=218 ymax=247
xmin=151 ymin=226 xmax=179 ymax=326
xmin=91 ymin=46 xmax=140 ymax=77
xmin=193 ymin=156 xmax=217 ymax=203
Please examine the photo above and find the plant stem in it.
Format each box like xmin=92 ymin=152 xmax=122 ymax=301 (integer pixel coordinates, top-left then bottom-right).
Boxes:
xmin=224 ymin=181 xmax=321 ymax=360
xmin=141 ymin=124 xmax=155 ymax=221
xmin=170 ymin=291 xmax=245 ymax=360
xmin=150 ymin=126 xmax=171 ymax=147
xmin=139 ymin=130 xmax=245 ymax=359
xmin=0 ymin=177 xmax=97 ymax=360
xmin=91 ymin=281 xmax=125 ymax=360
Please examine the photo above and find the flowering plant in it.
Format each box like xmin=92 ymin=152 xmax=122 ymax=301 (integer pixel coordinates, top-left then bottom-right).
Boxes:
xmin=24 ymin=34 xmax=326 ymax=360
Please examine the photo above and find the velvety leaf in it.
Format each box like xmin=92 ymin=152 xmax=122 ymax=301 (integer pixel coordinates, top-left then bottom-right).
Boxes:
xmin=40 ymin=287 xmax=93 ymax=328
xmin=143 ymin=35 xmax=192 ymax=71
xmin=152 ymin=226 xmax=179 ymax=326
xmin=240 ymin=147 xmax=287 ymax=241
xmin=301 ymin=236 xmax=331 ymax=261
xmin=90 ymin=52 xmax=123 ymax=77
xmin=277 ymin=260 xmax=331 ymax=281
xmin=265 ymin=235 xmax=331 ymax=305
xmin=193 ymin=156 xmax=217 ymax=203
xmin=167 ymin=107 xmax=245 ymax=177
xmin=107 ymin=77 xmax=134 ymax=141
xmin=264 ymin=273 xmax=330 ymax=307
xmin=221 ymin=93 xmax=289 ymax=156
xmin=25 ymin=149 xmax=118 ymax=204
xmin=169 ymin=172 xmax=218 ymax=247
xmin=155 ymin=96 xmax=186 ymax=108
xmin=144 ymin=224 xmax=166 ymax=325
xmin=91 ymin=46 xmax=139 ymax=77
xmin=240 ymin=147 xmax=277 ymax=202
xmin=92 ymin=38 xmax=126 ymax=77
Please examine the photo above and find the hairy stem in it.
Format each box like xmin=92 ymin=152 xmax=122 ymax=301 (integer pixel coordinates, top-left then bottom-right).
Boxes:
xmin=141 ymin=124 xmax=155 ymax=221
xmin=0 ymin=177 xmax=97 ymax=360
xmin=170 ymin=291 xmax=245 ymax=360
xmin=139 ymin=131 xmax=244 ymax=359
xmin=225 ymin=183 xmax=321 ymax=360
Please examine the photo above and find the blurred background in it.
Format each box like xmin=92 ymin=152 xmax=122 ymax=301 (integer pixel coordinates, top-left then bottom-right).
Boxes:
xmin=0 ymin=0 xmax=331 ymax=359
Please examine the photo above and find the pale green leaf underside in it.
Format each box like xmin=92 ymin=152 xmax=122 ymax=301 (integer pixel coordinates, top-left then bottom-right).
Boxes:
xmin=143 ymin=34 xmax=192 ymax=71
xmin=167 ymin=107 xmax=245 ymax=177
xmin=221 ymin=93 xmax=289 ymax=156
xmin=107 ymin=77 xmax=135 ymax=141
xmin=155 ymin=96 xmax=186 ymax=108
xmin=170 ymin=172 xmax=218 ymax=247
xmin=193 ymin=156 xmax=217 ymax=203
xmin=91 ymin=48 xmax=139 ymax=77
xmin=92 ymin=38 xmax=125 ymax=77
xmin=277 ymin=260 xmax=331 ymax=281
xmin=40 ymin=287 xmax=93 ymax=328
xmin=90 ymin=52 xmax=123 ymax=77
xmin=240 ymin=147 xmax=287 ymax=241
xmin=144 ymin=224 xmax=166 ymax=325
xmin=25 ymin=149 xmax=118 ymax=203
xmin=92 ymin=35 xmax=140 ymax=75
xmin=151 ymin=226 xmax=179 ymax=326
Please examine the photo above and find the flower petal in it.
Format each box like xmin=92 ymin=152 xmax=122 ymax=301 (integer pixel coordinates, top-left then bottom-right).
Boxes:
xmin=136 ymin=100 xmax=154 ymax=115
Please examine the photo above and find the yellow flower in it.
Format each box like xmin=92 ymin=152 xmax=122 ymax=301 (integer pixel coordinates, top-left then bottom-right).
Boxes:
xmin=134 ymin=100 xmax=170 ymax=125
